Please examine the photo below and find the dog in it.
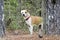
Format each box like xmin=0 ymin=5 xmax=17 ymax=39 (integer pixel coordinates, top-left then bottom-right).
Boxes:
xmin=21 ymin=9 xmax=44 ymax=38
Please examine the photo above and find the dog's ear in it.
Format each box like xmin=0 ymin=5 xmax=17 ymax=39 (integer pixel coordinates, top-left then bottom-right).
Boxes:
xmin=26 ymin=9 xmax=29 ymax=12
xmin=26 ymin=9 xmax=30 ymax=12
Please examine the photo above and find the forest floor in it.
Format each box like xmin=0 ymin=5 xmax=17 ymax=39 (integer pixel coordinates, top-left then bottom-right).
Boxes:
xmin=0 ymin=30 xmax=60 ymax=40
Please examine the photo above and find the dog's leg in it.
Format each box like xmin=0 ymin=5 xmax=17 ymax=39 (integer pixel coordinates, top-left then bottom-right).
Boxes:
xmin=28 ymin=25 xmax=33 ymax=35
xmin=38 ymin=23 xmax=43 ymax=38
xmin=26 ymin=18 xmax=33 ymax=35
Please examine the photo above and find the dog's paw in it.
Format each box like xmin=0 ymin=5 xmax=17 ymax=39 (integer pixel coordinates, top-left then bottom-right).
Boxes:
xmin=38 ymin=35 xmax=43 ymax=38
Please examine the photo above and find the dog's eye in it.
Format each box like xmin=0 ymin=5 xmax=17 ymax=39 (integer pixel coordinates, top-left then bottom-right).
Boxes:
xmin=25 ymin=12 xmax=27 ymax=13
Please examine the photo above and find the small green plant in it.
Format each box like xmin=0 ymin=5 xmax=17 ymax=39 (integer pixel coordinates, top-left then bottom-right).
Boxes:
xmin=9 ymin=21 xmax=20 ymax=30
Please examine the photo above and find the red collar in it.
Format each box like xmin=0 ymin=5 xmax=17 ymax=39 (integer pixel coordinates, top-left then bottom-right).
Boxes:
xmin=25 ymin=16 xmax=30 ymax=20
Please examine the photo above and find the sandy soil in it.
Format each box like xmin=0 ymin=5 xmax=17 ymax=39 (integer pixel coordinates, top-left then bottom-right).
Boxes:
xmin=0 ymin=30 xmax=60 ymax=40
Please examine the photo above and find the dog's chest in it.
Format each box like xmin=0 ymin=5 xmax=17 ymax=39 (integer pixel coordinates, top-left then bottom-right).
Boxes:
xmin=25 ymin=17 xmax=31 ymax=26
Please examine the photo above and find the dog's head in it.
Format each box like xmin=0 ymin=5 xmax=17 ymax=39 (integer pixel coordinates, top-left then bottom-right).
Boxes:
xmin=21 ymin=10 xmax=30 ymax=17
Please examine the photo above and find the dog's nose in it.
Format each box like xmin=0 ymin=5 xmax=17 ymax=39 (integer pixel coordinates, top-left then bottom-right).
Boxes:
xmin=23 ymin=14 xmax=25 ymax=16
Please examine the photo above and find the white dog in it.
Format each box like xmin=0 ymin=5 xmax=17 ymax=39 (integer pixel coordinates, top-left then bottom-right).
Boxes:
xmin=21 ymin=9 xmax=44 ymax=38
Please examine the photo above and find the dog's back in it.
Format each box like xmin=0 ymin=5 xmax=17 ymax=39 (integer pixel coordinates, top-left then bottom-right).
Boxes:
xmin=31 ymin=16 xmax=43 ymax=25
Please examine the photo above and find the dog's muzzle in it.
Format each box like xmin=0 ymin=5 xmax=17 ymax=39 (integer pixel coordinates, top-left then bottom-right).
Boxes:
xmin=23 ymin=14 xmax=25 ymax=16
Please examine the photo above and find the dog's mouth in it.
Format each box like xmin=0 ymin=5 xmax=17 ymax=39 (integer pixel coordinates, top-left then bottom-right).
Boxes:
xmin=22 ymin=14 xmax=30 ymax=20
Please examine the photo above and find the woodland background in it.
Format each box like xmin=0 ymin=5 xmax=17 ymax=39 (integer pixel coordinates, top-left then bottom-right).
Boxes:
xmin=4 ymin=0 xmax=43 ymax=32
